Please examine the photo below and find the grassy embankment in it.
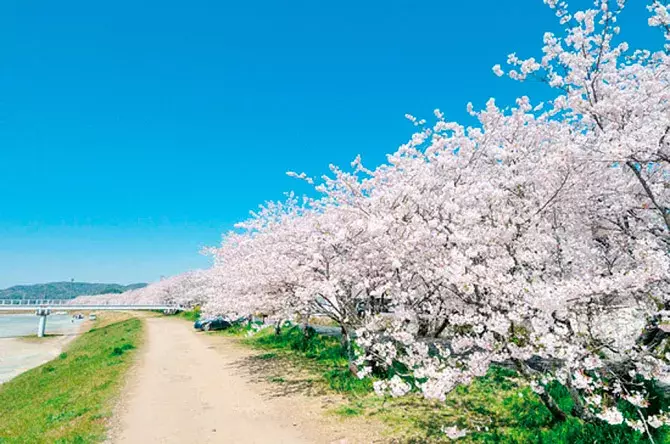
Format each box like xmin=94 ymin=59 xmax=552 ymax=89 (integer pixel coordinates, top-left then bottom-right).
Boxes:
xmin=0 ymin=317 xmax=142 ymax=443
xmin=175 ymin=307 xmax=670 ymax=444
xmin=176 ymin=306 xmax=201 ymax=322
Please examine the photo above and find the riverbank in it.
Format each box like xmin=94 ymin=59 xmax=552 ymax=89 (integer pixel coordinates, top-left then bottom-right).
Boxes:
xmin=0 ymin=313 xmax=85 ymax=338
xmin=0 ymin=334 xmax=79 ymax=383
xmin=0 ymin=313 xmax=86 ymax=384
xmin=0 ymin=316 xmax=142 ymax=443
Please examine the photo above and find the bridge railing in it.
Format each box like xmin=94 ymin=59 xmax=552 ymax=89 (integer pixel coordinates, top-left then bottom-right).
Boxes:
xmin=0 ymin=299 xmax=71 ymax=306
xmin=0 ymin=299 xmax=183 ymax=310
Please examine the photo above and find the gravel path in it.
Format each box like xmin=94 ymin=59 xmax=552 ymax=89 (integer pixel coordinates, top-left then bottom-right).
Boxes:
xmin=110 ymin=317 xmax=384 ymax=444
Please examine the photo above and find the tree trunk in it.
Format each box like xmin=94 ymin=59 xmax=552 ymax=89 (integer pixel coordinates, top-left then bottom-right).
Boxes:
xmin=340 ymin=325 xmax=355 ymax=366
xmin=433 ymin=318 xmax=449 ymax=338
xmin=538 ymin=389 xmax=568 ymax=423
xmin=563 ymin=380 xmax=597 ymax=423
xmin=275 ymin=319 xmax=282 ymax=335
xmin=340 ymin=326 xmax=349 ymax=350
xmin=417 ymin=319 xmax=429 ymax=337
xmin=514 ymin=359 xmax=567 ymax=423
xmin=302 ymin=313 xmax=310 ymax=336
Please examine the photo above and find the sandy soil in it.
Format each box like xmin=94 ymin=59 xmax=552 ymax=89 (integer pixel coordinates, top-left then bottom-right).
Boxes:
xmin=109 ymin=317 xmax=386 ymax=444
xmin=0 ymin=334 xmax=78 ymax=383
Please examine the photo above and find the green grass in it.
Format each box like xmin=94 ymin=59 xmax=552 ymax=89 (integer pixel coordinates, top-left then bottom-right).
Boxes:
xmin=0 ymin=318 xmax=143 ymax=443
xmin=217 ymin=323 xmax=670 ymax=443
xmin=176 ymin=306 xmax=200 ymax=322
xmin=257 ymin=352 xmax=278 ymax=360
xmin=241 ymin=324 xmax=372 ymax=395
xmin=217 ymin=322 xmax=251 ymax=336
xmin=357 ymin=366 xmax=670 ymax=443
xmin=332 ymin=403 xmax=365 ymax=417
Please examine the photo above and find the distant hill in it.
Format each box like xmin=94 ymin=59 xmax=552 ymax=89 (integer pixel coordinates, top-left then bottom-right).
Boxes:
xmin=0 ymin=282 xmax=147 ymax=300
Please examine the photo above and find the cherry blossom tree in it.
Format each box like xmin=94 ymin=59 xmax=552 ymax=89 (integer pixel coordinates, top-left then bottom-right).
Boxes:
xmin=351 ymin=0 xmax=670 ymax=436
xmin=198 ymin=2 xmax=670 ymax=434
xmin=71 ymin=0 xmax=670 ymax=438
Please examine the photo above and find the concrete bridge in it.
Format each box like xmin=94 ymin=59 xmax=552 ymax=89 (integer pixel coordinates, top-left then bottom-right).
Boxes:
xmin=0 ymin=299 xmax=184 ymax=337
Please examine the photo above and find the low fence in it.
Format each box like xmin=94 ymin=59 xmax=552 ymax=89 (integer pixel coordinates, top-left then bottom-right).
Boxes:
xmin=0 ymin=299 xmax=71 ymax=306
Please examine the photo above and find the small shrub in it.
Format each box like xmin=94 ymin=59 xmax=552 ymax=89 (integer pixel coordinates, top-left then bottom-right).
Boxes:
xmin=179 ymin=306 xmax=201 ymax=321
xmin=110 ymin=343 xmax=135 ymax=357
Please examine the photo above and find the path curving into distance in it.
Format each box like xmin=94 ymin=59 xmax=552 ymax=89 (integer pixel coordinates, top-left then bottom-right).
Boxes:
xmin=111 ymin=317 xmax=311 ymax=444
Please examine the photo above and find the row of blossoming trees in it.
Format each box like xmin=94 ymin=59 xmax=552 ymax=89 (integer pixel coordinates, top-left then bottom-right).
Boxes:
xmin=74 ymin=0 xmax=670 ymax=436
xmin=69 ymin=269 xmax=212 ymax=306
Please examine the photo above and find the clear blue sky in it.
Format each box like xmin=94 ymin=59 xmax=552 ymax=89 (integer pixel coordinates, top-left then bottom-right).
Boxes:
xmin=0 ymin=0 xmax=657 ymax=288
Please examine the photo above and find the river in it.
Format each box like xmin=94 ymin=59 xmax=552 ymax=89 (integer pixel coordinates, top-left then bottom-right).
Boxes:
xmin=0 ymin=314 xmax=85 ymax=383
xmin=0 ymin=313 xmax=84 ymax=338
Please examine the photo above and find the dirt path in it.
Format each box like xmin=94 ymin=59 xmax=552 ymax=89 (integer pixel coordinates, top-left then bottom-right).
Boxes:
xmin=110 ymin=317 xmax=385 ymax=444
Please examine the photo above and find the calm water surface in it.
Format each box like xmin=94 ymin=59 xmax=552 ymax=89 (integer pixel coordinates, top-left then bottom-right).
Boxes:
xmin=0 ymin=313 xmax=83 ymax=338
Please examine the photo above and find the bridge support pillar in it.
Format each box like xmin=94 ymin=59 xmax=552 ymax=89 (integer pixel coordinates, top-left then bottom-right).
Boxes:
xmin=36 ymin=308 xmax=50 ymax=338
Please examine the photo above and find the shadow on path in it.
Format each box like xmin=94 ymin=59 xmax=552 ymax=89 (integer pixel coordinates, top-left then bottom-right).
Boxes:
xmin=226 ymin=352 xmax=331 ymax=399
